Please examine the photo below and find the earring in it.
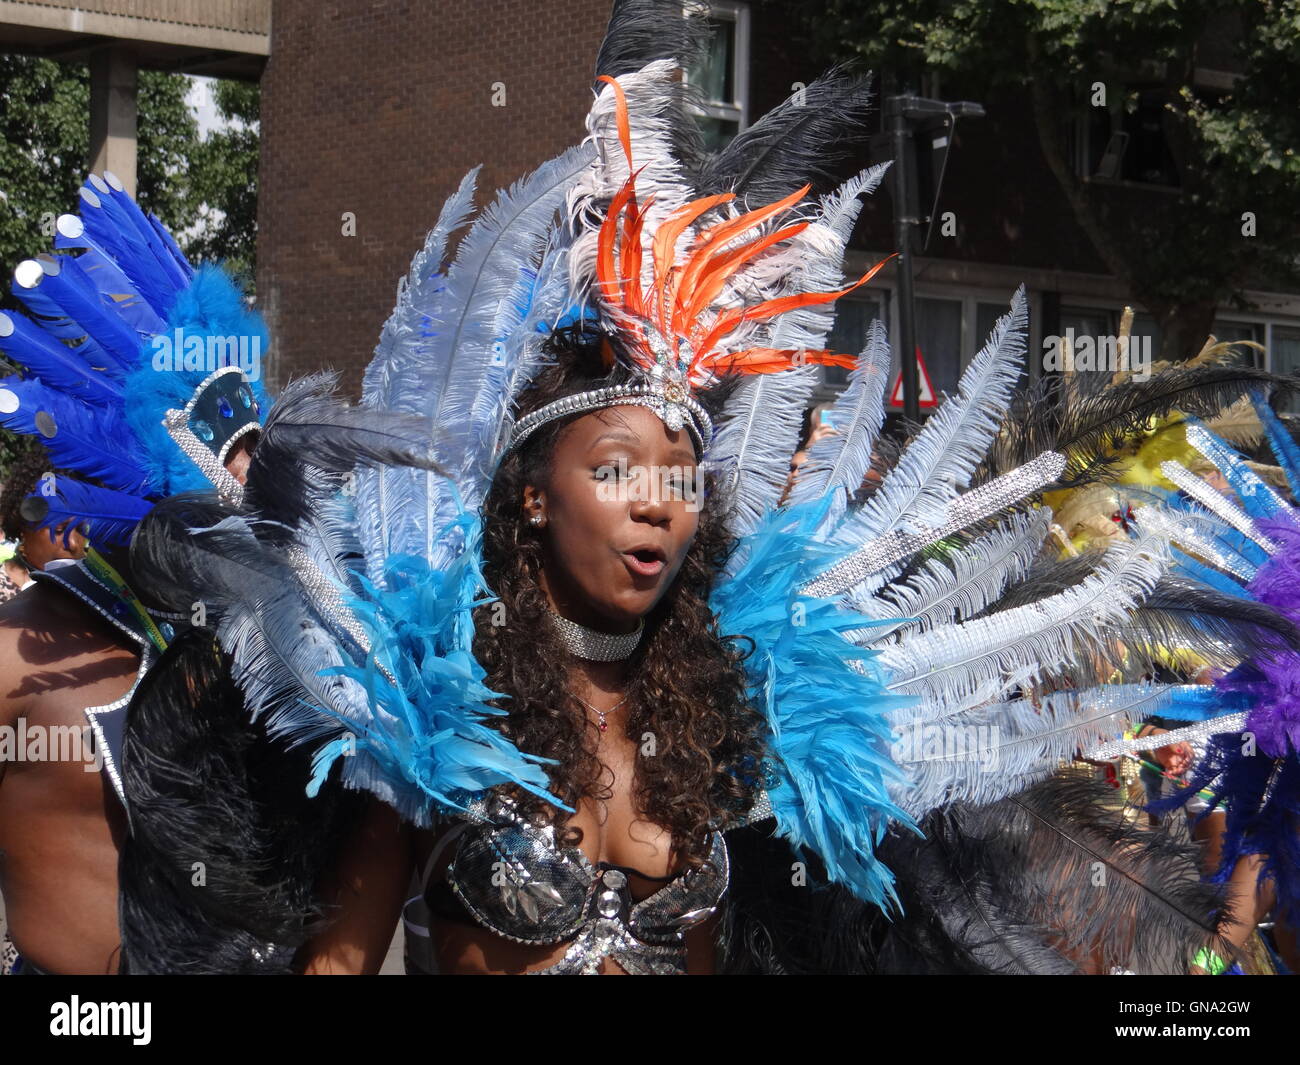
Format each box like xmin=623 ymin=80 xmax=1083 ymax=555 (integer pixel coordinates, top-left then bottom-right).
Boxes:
xmin=529 ymin=514 xmax=545 ymax=527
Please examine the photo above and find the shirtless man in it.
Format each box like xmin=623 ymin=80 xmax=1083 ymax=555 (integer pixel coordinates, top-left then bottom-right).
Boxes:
xmin=0 ymin=440 xmax=254 ymax=975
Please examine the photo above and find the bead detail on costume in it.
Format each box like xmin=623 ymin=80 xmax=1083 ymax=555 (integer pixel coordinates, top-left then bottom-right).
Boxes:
xmin=504 ymin=384 xmax=712 ymax=458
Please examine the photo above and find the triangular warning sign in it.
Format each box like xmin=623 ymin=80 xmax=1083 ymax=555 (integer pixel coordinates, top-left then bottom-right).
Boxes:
xmin=889 ymin=346 xmax=937 ymax=408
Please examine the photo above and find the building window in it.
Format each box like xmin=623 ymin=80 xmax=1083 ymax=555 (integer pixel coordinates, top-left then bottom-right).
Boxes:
xmin=819 ymin=291 xmax=890 ymax=399
xmin=1070 ymin=83 xmax=1230 ymax=189
xmin=686 ymin=2 xmax=750 ymax=151
xmin=1273 ymin=327 xmax=1300 ymax=413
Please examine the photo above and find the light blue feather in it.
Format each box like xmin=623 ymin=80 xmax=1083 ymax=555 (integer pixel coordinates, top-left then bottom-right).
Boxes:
xmin=312 ymin=510 xmax=564 ymax=825
xmin=710 ymin=495 xmax=917 ymax=908
xmin=357 ymin=166 xmax=481 ymax=586
xmin=708 ymin=366 xmax=818 ymax=541
xmin=890 ymin=684 xmax=1191 ymax=818
xmin=706 ymin=167 xmax=889 ymax=541
xmin=787 ymin=318 xmax=892 ymax=512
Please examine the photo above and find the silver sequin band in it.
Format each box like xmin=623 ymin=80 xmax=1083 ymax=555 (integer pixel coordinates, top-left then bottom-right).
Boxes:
xmin=504 ymin=385 xmax=712 ymax=457
xmin=801 ymin=451 xmax=1067 ymax=599
xmin=1134 ymin=506 xmax=1257 ymax=582
xmin=163 ymin=407 xmax=245 ymax=505
xmin=1159 ymin=460 xmax=1277 ymax=555
xmin=1084 ymin=712 xmax=1247 ymax=761
xmin=548 ymin=610 xmax=644 ymax=661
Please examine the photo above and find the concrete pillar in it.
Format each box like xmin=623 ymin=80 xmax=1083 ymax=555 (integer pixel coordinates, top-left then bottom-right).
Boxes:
xmin=89 ymin=47 xmax=138 ymax=196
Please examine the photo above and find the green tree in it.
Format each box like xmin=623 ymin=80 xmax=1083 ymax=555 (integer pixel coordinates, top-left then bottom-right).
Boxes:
xmin=1 ymin=55 xmax=261 ymax=298
xmin=795 ymin=0 xmax=1300 ymax=360
xmin=0 ymin=55 xmax=206 ymax=290
xmin=0 ymin=55 xmax=260 ymax=484
xmin=187 ymin=79 xmax=260 ymax=286
xmin=0 ymin=54 xmax=89 ymax=291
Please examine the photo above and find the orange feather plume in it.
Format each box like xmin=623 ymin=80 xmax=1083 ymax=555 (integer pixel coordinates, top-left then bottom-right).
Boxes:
xmin=591 ymin=74 xmax=892 ymax=387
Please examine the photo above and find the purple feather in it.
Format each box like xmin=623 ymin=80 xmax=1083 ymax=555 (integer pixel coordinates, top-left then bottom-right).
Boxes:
xmin=1219 ymin=518 xmax=1300 ymax=758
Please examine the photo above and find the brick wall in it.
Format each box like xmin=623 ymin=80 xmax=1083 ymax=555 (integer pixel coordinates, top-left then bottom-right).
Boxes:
xmin=258 ymin=0 xmax=608 ymax=392
xmin=256 ymin=0 xmax=1117 ymax=392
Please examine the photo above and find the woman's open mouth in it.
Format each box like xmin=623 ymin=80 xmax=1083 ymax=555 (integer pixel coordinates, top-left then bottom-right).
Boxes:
xmin=622 ymin=547 xmax=666 ymax=577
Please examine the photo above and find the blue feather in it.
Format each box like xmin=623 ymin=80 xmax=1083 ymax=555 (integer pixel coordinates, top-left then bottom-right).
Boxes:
xmin=0 ymin=376 xmax=149 ymax=492
xmin=308 ymin=509 xmax=564 ymax=823
xmin=0 ymin=311 xmax=124 ymax=404
xmin=77 ymin=185 xmax=179 ymax=316
xmin=123 ymin=265 xmax=272 ymax=496
xmin=1185 ymin=421 xmax=1294 ymax=523
xmin=1169 ymin=547 xmax=1251 ymax=599
xmin=52 ymin=230 xmax=170 ymax=337
xmin=1152 ymin=734 xmax=1300 ymax=919
xmin=1150 ymin=681 xmax=1252 ymax=722
xmin=1251 ymin=391 xmax=1300 ymax=500
xmin=16 ymin=254 xmax=143 ymax=368
xmin=710 ymin=494 xmax=917 ymax=909
xmin=28 ymin=478 xmax=153 ymax=547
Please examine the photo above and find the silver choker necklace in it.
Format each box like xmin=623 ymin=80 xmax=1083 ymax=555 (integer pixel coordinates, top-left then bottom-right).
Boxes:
xmin=547 ymin=610 xmax=644 ymax=661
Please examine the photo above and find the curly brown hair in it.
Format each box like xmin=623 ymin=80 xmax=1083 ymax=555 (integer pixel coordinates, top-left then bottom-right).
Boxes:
xmin=472 ymin=331 xmax=767 ymax=867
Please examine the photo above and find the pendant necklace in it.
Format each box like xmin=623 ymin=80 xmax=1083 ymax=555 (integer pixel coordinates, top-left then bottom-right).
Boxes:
xmin=570 ymin=690 xmax=630 ymax=733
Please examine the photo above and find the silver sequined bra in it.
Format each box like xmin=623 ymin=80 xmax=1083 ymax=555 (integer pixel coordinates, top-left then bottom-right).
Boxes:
xmin=437 ymin=794 xmax=730 ymax=975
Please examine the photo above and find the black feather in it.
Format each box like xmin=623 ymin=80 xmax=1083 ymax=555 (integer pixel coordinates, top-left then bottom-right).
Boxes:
xmin=129 ymin=492 xmax=282 ymax=615
xmin=697 ymin=66 xmax=876 ymax=206
xmin=117 ymin=630 xmax=354 ymax=973
xmin=986 ymin=367 xmax=1296 ymax=489
xmin=1123 ymin=576 xmax=1300 ymax=669
xmin=594 ymin=0 xmax=711 ymax=181
xmin=873 ymin=771 xmax=1230 ymax=974
xmin=245 ymin=372 xmax=439 ymax=532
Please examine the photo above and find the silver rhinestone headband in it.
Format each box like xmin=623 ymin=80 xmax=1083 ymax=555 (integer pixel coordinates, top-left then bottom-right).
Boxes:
xmin=548 ymin=610 xmax=644 ymax=661
xmin=504 ymin=384 xmax=713 ymax=458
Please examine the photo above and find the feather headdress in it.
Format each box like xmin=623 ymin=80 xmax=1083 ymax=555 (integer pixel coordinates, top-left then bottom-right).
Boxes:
xmin=0 ymin=173 xmax=271 ymax=544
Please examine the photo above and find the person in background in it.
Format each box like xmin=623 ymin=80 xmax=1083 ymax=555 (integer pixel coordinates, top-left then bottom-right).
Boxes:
xmin=0 ymin=444 xmax=86 ymax=589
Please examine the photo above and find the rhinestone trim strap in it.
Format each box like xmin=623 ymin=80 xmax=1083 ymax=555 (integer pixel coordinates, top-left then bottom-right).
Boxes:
xmin=801 ymin=451 xmax=1067 ymax=599
xmin=1084 ymin=712 xmax=1248 ymax=761
xmin=505 ymin=385 xmax=712 ymax=458
xmin=1160 ymin=460 xmax=1278 ymax=555
xmin=548 ymin=610 xmax=644 ymax=661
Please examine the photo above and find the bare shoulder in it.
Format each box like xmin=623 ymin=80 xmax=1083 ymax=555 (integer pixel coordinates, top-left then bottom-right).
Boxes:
xmin=0 ymin=583 xmax=138 ymax=724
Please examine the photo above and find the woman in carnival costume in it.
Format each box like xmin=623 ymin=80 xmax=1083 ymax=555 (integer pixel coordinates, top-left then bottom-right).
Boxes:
xmin=133 ymin=1 xmax=1298 ymax=974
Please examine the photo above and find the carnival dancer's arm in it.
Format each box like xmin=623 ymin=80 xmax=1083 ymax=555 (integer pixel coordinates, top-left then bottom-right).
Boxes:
xmin=301 ymin=799 xmax=412 ymax=975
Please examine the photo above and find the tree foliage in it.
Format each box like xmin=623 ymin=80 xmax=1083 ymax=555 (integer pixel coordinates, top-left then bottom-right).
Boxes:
xmin=0 ymin=54 xmax=260 ymax=484
xmin=793 ymin=0 xmax=1300 ymax=358
xmin=0 ymin=54 xmax=260 ymax=297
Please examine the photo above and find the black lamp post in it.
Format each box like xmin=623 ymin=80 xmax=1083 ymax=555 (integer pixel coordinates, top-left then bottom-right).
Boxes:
xmin=879 ymin=94 xmax=984 ymax=421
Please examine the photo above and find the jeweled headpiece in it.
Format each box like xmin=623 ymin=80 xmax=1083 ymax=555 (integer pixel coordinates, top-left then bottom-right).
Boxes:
xmin=501 ymin=74 xmax=889 ymax=461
